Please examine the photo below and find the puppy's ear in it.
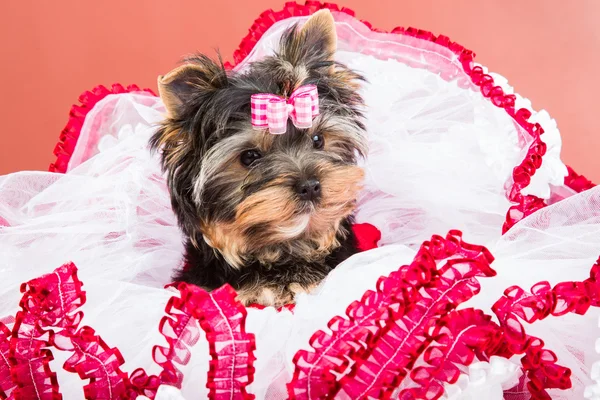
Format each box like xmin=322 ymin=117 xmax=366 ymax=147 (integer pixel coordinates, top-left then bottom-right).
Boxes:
xmin=158 ymin=55 xmax=227 ymax=118
xmin=279 ymin=9 xmax=337 ymax=67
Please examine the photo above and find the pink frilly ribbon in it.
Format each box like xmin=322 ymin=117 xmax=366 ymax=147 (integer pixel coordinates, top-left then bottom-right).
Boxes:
xmin=250 ymin=84 xmax=319 ymax=134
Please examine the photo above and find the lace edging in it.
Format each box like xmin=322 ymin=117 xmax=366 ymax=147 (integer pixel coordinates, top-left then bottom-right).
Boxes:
xmin=403 ymin=308 xmax=504 ymax=399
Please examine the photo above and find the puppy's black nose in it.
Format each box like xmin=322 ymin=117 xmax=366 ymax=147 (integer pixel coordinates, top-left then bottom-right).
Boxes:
xmin=296 ymin=178 xmax=321 ymax=202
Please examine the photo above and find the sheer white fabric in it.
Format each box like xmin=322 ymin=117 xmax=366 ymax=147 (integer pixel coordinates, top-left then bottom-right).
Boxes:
xmin=584 ymin=316 xmax=600 ymax=399
xmin=0 ymin=12 xmax=596 ymax=400
xmin=473 ymin=185 xmax=600 ymax=399
xmin=236 ymin=12 xmax=567 ymax=249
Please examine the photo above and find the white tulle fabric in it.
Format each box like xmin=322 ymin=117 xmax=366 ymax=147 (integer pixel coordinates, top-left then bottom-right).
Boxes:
xmin=584 ymin=316 xmax=600 ymax=399
xmin=236 ymin=13 xmax=567 ymax=249
xmin=0 ymin=12 xmax=598 ymax=400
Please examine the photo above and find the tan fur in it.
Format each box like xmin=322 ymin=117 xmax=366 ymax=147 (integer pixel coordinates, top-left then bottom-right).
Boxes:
xmin=201 ymin=222 xmax=247 ymax=268
xmin=155 ymin=62 xmax=221 ymax=171
xmin=154 ymin=125 xmax=191 ymax=171
xmin=255 ymin=131 xmax=275 ymax=153
xmin=257 ymin=248 xmax=283 ymax=264
xmin=236 ymin=286 xmax=293 ymax=307
xmin=278 ymin=9 xmax=337 ymax=77
xmin=307 ymin=163 xmax=364 ymax=251
xmin=332 ymin=68 xmax=363 ymax=90
xmin=158 ymin=64 xmax=205 ymax=117
xmin=319 ymin=116 xmax=368 ymax=157
xmin=236 ymin=282 xmax=318 ymax=307
xmin=235 ymin=187 xmax=298 ymax=230
xmin=289 ymin=282 xmax=318 ymax=296
xmin=293 ymin=66 xmax=309 ymax=90
xmin=201 ymin=161 xmax=363 ymax=267
xmin=300 ymin=10 xmax=337 ymax=58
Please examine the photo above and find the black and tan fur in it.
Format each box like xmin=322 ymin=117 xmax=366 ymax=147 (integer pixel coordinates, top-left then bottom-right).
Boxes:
xmin=150 ymin=10 xmax=367 ymax=306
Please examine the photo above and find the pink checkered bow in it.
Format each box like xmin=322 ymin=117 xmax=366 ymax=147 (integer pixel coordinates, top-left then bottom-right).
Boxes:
xmin=250 ymin=84 xmax=319 ymax=134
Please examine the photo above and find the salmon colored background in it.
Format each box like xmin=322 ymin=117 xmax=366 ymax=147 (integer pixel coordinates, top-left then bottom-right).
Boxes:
xmin=1 ymin=1 xmax=598 ymax=181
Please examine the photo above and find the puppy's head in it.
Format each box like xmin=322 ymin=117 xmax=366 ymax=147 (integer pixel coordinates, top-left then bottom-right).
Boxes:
xmin=151 ymin=10 xmax=367 ymax=267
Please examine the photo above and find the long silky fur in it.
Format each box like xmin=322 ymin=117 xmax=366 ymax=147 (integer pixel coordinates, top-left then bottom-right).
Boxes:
xmin=150 ymin=12 xmax=368 ymax=306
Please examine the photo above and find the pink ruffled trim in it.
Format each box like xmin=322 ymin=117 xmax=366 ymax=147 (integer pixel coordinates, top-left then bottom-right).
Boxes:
xmin=406 ymin=308 xmax=503 ymax=399
xmin=0 ymin=264 xmax=256 ymax=399
xmin=287 ymin=230 xmax=498 ymax=399
xmin=152 ymin=286 xmax=203 ymax=390
xmin=491 ymin=257 xmax=600 ymax=398
xmin=1 ymin=251 xmax=599 ymax=399
xmin=8 ymin=263 xmax=80 ymax=400
xmin=10 ymin=262 xmax=133 ymax=400
xmin=153 ymin=283 xmax=256 ymax=400
xmin=565 ymin=165 xmax=596 ymax=193
xmin=0 ymin=322 xmax=13 ymax=399
xmin=287 ymin=231 xmax=600 ymax=399
xmin=59 ymin=327 xmax=130 ymax=399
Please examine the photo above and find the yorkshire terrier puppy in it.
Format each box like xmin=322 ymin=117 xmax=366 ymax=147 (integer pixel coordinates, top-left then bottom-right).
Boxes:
xmin=150 ymin=10 xmax=367 ymax=306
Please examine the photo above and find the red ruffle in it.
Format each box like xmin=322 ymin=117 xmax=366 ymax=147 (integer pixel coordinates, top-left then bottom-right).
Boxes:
xmin=11 ymin=262 xmax=135 ymax=400
xmin=565 ymin=165 xmax=596 ymax=193
xmin=8 ymin=263 xmax=80 ymax=400
xmin=287 ymin=230 xmax=498 ymax=399
xmin=406 ymin=308 xmax=503 ymax=399
xmin=288 ymin=232 xmax=600 ymax=399
xmin=153 ymin=283 xmax=256 ymax=400
xmin=1 ymin=248 xmax=599 ymax=398
xmin=152 ymin=285 xmax=204 ymax=390
xmin=352 ymin=222 xmax=381 ymax=252
xmin=490 ymin=258 xmax=600 ymax=398
xmin=0 ymin=322 xmax=13 ymax=399
xmin=59 ymin=327 xmax=130 ymax=399
xmin=0 ymin=263 xmax=257 ymax=399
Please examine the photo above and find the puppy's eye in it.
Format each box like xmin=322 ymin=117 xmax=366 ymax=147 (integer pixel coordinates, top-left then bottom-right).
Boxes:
xmin=240 ymin=150 xmax=262 ymax=167
xmin=312 ymin=134 xmax=324 ymax=150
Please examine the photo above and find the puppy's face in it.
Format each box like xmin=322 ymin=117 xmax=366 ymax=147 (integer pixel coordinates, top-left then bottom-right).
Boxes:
xmin=151 ymin=10 xmax=367 ymax=268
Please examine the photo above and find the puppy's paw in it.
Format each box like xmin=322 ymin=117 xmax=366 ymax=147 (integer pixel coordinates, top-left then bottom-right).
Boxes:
xmin=236 ymin=286 xmax=293 ymax=307
xmin=235 ymin=282 xmax=319 ymax=307
xmin=288 ymin=282 xmax=318 ymax=298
